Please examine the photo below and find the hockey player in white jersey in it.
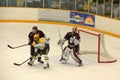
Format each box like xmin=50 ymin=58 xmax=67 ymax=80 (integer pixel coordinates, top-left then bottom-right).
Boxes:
xmin=57 ymin=27 xmax=82 ymax=66
xmin=28 ymin=34 xmax=50 ymax=69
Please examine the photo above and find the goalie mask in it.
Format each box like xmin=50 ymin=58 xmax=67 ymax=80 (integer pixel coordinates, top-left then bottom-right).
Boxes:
xmin=72 ymin=27 xmax=77 ymax=33
xmin=72 ymin=27 xmax=77 ymax=36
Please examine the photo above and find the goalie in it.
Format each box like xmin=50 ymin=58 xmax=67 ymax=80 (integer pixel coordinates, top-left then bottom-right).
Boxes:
xmin=28 ymin=34 xmax=50 ymax=69
xmin=57 ymin=27 xmax=83 ymax=66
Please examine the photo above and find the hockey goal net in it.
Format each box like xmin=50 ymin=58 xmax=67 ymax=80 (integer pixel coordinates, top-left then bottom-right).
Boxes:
xmin=78 ymin=29 xmax=117 ymax=63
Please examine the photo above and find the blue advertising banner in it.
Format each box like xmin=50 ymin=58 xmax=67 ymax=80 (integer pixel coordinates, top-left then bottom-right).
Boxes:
xmin=70 ymin=12 xmax=95 ymax=27
xmin=84 ymin=13 xmax=95 ymax=27
xmin=70 ymin=12 xmax=84 ymax=25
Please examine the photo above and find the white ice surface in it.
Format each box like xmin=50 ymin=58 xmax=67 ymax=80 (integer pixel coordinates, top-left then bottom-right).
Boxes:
xmin=0 ymin=22 xmax=120 ymax=80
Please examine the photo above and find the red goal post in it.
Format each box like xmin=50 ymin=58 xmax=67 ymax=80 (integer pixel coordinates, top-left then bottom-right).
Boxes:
xmin=78 ymin=29 xmax=117 ymax=63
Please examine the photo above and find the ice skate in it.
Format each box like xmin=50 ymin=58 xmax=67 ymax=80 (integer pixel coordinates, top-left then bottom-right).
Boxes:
xmin=59 ymin=57 xmax=65 ymax=61
xmin=78 ymin=62 xmax=83 ymax=67
xmin=38 ymin=58 xmax=44 ymax=64
xmin=28 ymin=60 xmax=34 ymax=66
xmin=44 ymin=63 xmax=50 ymax=69
xmin=28 ymin=57 xmax=34 ymax=66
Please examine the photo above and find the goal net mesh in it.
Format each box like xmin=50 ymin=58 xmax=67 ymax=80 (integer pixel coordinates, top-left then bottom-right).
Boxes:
xmin=78 ymin=29 xmax=117 ymax=63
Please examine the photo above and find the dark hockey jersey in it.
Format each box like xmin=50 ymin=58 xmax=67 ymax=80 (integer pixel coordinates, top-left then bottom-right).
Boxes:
xmin=64 ymin=32 xmax=80 ymax=48
xmin=28 ymin=30 xmax=45 ymax=45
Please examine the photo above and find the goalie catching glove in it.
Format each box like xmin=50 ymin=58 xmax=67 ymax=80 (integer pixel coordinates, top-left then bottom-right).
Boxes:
xmin=57 ymin=39 xmax=66 ymax=46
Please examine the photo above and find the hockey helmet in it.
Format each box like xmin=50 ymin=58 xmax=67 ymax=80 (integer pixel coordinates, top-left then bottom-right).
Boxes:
xmin=32 ymin=26 xmax=38 ymax=30
xmin=39 ymin=37 xmax=45 ymax=43
xmin=33 ymin=34 xmax=39 ymax=39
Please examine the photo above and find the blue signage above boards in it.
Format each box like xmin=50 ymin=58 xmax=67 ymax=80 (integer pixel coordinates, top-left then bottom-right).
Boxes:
xmin=70 ymin=12 xmax=95 ymax=27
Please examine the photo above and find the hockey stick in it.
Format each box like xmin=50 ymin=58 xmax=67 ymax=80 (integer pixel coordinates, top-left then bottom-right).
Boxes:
xmin=7 ymin=44 xmax=28 ymax=49
xmin=58 ymin=29 xmax=63 ymax=52
xmin=14 ymin=58 xmax=30 ymax=66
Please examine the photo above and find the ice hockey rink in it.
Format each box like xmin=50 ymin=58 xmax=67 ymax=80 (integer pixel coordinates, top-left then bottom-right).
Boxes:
xmin=0 ymin=22 xmax=120 ymax=80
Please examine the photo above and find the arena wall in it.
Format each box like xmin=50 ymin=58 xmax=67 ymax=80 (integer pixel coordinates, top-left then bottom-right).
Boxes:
xmin=0 ymin=7 xmax=120 ymax=38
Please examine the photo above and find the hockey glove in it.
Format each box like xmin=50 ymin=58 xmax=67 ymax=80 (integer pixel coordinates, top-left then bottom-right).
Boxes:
xmin=57 ymin=39 xmax=65 ymax=46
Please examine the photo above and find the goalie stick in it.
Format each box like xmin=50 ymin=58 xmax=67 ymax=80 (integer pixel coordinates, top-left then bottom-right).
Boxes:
xmin=58 ymin=29 xmax=64 ymax=61
xmin=14 ymin=58 xmax=30 ymax=66
xmin=58 ymin=29 xmax=63 ymax=52
xmin=7 ymin=44 xmax=28 ymax=49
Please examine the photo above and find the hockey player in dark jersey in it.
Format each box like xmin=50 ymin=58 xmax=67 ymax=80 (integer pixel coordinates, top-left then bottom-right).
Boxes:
xmin=57 ymin=27 xmax=82 ymax=66
xmin=28 ymin=26 xmax=45 ymax=65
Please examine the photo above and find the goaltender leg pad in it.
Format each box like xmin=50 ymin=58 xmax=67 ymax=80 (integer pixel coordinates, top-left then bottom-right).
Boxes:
xmin=70 ymin=48 xmax=82 ymax=64
xmin=60 ymin=47 xmax=70 ymax=64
